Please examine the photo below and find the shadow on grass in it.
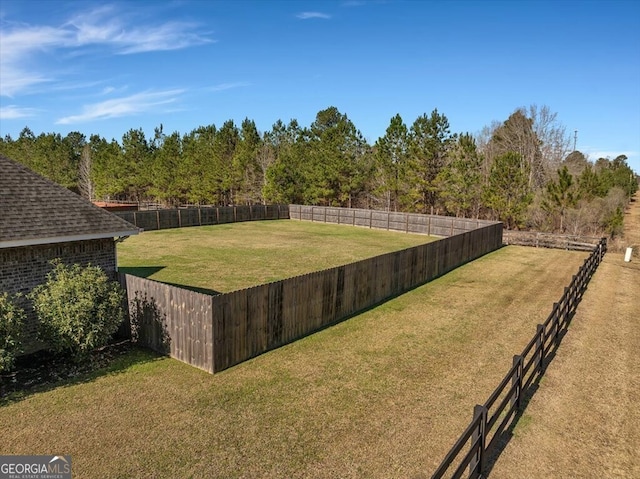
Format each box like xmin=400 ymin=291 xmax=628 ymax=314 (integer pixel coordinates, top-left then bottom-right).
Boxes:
xmin=482 ymin=296 xmax=582 ymax=477
xmin=118 ymin=265 xmax=165 ymax=278
xmin=119 ymin=266 xmax=222 ymax=296
xmin=163 ymin=282 xmax=222 ymax=296
xmin=0 ymin=342 xmax=164 ymax=407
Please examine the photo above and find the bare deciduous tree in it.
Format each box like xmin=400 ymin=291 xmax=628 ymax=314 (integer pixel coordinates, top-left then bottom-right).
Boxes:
xmin=526 ymin=104 xmax=571 ymax=176
xmin=78 ymin=144 xmax=94 ymax=201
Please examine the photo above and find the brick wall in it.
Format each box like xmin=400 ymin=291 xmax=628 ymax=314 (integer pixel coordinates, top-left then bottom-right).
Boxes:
xmin=0 ymin=238 xmax=117 ymax=352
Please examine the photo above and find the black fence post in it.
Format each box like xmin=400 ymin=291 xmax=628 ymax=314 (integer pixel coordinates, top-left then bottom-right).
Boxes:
xmin=470 ymin=405 xmax=487 ymax=477
xmin=552 ymin=303 xmax=560 ymax=341
xmin=536 ymin=324 xmax=545 ymax=373
xmin=512 ymin=355 xmax=523 ymax=411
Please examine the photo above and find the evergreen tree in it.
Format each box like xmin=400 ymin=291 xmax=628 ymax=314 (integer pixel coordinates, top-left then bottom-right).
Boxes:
xmin=149 ymin=129 xmax=183 ymax=206
xmin=233 ymin=118 xmax=263 ymax=204
xmin=121 ymin=128 xmax=152 ymax=201
xmin=542 ymin=166 xmax=577 ymax=232
xmin=263 ymin=120 xmax=310 ymax=204
xmin=307 ymin=106 xmax=369 ymax=207
xmin=90 ymin=134 xmax=127 ymax=200
xmin=407 ymin=109 xmax=453 ymax=213
xmin=374 ymin=114 xmax=409 ymax=211
xmin=435 ymin=133 xmax=482 ymax=218
xmin=483 ymin=151 xmax=533 ymax=229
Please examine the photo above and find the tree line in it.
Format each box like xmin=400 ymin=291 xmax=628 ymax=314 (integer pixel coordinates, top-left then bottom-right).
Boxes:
xmin=1 ymin=105 xmax=636 ymax=236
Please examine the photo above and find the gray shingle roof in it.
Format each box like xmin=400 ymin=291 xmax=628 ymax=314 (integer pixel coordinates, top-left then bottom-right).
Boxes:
xmin=1 ymin=155 xmax=140 ymax=247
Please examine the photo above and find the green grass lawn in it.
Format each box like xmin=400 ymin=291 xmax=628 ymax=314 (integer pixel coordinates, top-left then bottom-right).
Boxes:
xmin=117 ymin=220 xmax=436 ymax=293
xmin=1 ymin=246 xmax=588 ymax=479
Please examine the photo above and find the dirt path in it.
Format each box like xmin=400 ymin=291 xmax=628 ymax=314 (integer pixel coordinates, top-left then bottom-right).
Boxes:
xmin=489 ymin=191 xmax=640 ymax=478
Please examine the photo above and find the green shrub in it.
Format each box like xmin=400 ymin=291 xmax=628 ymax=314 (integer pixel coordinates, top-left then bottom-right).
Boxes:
xmin=29 ymin=261 xmax=125 ymax=360
xmin=0 ymin=292 xmax=26 ymax=374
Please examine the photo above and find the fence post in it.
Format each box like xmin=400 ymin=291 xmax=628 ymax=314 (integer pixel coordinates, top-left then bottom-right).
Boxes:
xmin=552 ymin=303 xmax=560 ymax=341
xmin=133 ymin=211 xmax=138 ymax=227
xmin=511 ymin=355 xmax=523 ymax=411
xmin=536 ymin=324 xmax=545 ymax=373
xmin=178 ymin=208 xmax=182 ymax=228
xmin=198 ymin=207 xmax=202 ymax=226
xmin=470 ymin=405 xmax=487 ymax=477
xmin=370 ymin=209 xmax=373 ymax=229
xmin=428 ymin=215 xmax=431 ymax=236
xmin=324 ymin=207 xmax=327 ymax=223
xmin=216 ymin=206 xmax=220 ymax=224
xmin=156 ymin=210 xmax=160 ymax=230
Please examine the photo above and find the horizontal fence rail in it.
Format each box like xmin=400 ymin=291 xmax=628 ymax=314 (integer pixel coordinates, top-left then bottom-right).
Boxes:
xmin=116 ymin=208 xmax=503 ymax=374
xmin=289 ymin=205 xmax=498 ymax=237
xmin=115 ymin=204 xmax=289 ymax=231
xmin=431 ymin=237 xmax=607 ymax=479
xmin=502 ymin=230 xmax=601 ymax=251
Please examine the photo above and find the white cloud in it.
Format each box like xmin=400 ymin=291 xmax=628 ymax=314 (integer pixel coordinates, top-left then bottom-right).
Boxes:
xmin=55 ymin=89 xmax=184 ymax=124
xmin=296 ymin=12 xmax=332 ymax=20
xmin=208 ymin=82 xmax=251 ymax=92
xmin=0 ymin=5 xmax=213 ymax=97
xmin=0 ymin=105 xmax=38 ymax=120
xmin=0 ymin=25 xmax=68 ymax=96
xmin=66 ymin=7 xmax=214 ymax=54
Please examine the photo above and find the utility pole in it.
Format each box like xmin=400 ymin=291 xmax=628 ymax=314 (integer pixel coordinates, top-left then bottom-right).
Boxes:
xmin=573 ymin=130 xmax=578 ymax=151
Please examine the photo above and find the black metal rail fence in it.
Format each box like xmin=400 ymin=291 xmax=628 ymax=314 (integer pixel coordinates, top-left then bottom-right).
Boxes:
xmin=430 ymin=237 xmax=607 ymax=479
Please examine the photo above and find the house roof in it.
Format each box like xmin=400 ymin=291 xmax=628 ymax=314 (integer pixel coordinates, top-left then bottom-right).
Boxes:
xmin=0 ymin=155 xmax=140 ymax=248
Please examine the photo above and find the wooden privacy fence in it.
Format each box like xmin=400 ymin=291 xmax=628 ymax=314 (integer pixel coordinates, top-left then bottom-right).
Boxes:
xmin=290 ymin=205 xmax=498 ymax=237
xmin=503 ymin=230 xmax=601 ymax=251
xmin=115 ymin=204 xmax=289 ymax=231
xmin=430 ymin=237 xmax=607 ymax=479
xmin=117 ymin=214 xmax=503 ymax=374
xmin=118 ymin=273 xmax=214 ymax=373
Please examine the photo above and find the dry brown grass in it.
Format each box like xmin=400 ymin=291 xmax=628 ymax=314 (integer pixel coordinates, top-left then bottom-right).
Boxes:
xmin=0 ymin=245 xmax=588 ymax=478
xmin=490 ymin=192 xmax=640 ymax=479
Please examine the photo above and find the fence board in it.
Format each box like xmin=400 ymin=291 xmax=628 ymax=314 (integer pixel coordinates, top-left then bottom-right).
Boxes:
xmin=116 ymin=204 xmax=289 ymax=231
xmin=288 ymin=205 xmax=498 ymax=237
xmin=118 ymin=273 xmax=214 ymax=373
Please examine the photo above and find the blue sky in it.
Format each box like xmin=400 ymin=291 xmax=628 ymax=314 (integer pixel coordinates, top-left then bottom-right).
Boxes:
xmin=1 ymin=0 xmax=639 ymax=172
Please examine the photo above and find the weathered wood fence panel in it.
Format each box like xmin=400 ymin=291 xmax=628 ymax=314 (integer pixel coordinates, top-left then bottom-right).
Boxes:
xmin=289 ymin=205 xmax=496 ymax=237
xmin=431 ymin=238 xmax=607 ymax=479
xmin=502 ymin=230 xmax=600 ymax=251
xmin=116 ymin=204 xmax=290 ymax=231
xmin=118 ymin=207 xmax=502 ymax=374
xmin=211 ymin=222 xmax=503 ymax=372
xmin=118 ymin=273 xmax=214 ymax=373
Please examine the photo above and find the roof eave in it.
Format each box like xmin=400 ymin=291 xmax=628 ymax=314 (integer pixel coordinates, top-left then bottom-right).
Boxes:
xmin=0 ymin=230 xmax=141 ymax=249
